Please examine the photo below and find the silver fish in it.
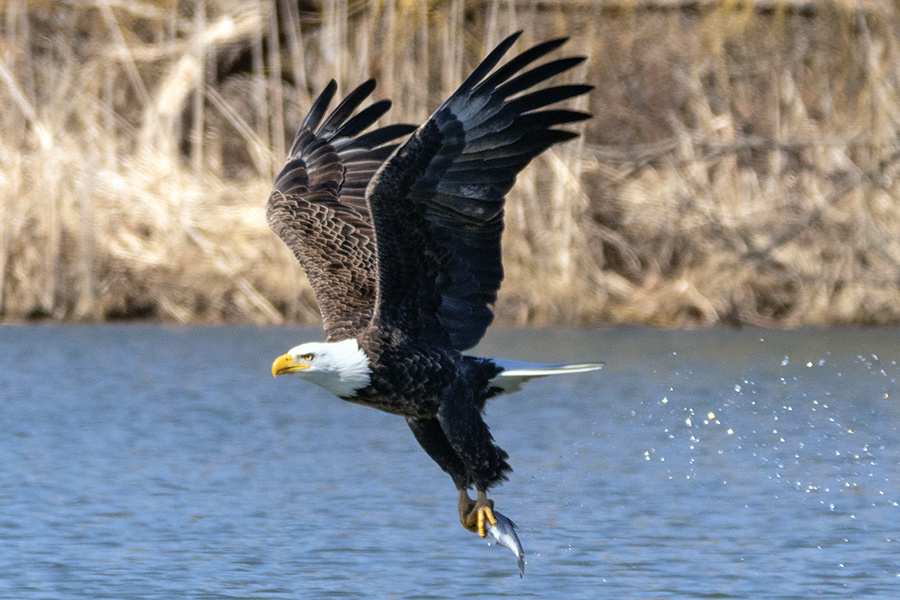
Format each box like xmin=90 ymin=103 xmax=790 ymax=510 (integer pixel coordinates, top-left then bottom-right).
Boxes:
xmin=486 ymin=510 xmax=525 ymax=577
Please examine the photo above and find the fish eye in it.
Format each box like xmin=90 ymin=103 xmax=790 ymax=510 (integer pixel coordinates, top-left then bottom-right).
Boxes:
xmin=300 ymin=353 xmax=315 ymax=361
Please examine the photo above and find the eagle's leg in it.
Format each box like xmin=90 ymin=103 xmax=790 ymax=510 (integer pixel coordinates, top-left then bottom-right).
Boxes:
xmin=436 ymin=381 xmax=510 ymax=537
xmin=458 ymin=488 xmax=497 ymax=538
xmin=407 ymin=411 xmax=508 ymax=538
xmin=407 ymin=416 xmax=479 ymax=523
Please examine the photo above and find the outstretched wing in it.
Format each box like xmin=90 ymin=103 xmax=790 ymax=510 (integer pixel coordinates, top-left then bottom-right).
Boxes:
xmin=266 ymin=80 xmax=416 ymax=341
xmin=367 ymin=32 xmax=592 ymax=350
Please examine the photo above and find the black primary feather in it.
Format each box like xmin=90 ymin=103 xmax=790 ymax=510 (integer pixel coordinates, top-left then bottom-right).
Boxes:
xmin=366 ymin=32 xmax=592 ymax=350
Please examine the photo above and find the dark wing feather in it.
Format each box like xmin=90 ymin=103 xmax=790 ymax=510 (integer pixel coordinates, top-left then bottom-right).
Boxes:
xmin=366 ymin=32 xmax=592 ymax=350
xmin=267 ymin=80 xmax=415 ymax=340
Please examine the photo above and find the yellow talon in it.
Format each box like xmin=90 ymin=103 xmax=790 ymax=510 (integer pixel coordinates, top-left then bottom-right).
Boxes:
xmin=477 ymin=504 xmax=498 ymax=538
xmin=459 ymin=489 xmax=498 ymax=537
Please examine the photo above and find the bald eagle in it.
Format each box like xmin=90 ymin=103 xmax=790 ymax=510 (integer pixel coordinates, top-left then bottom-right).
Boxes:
xmin=268 ymin=32 xmax=600 ymax=540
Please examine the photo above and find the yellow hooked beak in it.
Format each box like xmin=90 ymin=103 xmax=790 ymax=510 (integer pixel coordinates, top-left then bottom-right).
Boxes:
xmin=271 ymin=353 xmax=310 ymax=377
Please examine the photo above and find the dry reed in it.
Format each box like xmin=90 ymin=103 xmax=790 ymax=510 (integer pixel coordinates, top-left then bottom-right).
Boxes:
xmin=2 ymin=0 xmax=900 ymax=327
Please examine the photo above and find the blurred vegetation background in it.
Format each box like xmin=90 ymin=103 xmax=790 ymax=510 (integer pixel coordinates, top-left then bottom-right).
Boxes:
xmin=2 ymin=0 xmax=900 ymax=327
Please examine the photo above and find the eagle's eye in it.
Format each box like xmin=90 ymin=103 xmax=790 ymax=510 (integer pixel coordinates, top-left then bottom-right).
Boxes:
xmin=300 ymin=353 xmax=315 ymax=361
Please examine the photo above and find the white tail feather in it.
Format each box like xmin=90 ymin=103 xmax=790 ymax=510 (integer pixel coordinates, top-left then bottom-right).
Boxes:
xmin=487 ymin=358 xmax=603 ymax=395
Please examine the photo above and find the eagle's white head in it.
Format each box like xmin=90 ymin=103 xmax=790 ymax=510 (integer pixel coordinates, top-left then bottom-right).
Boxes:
xmin=271 ymin=338 xmax=372 ymax=398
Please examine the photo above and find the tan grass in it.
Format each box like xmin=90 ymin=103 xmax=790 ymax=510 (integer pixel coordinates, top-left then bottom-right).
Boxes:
xmin=2 ymin=0 xmax=900 ymax=326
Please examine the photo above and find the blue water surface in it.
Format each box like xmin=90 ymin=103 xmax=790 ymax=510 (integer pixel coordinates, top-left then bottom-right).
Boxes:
xmin=0 ymin=325 xmax=898 ymax=599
